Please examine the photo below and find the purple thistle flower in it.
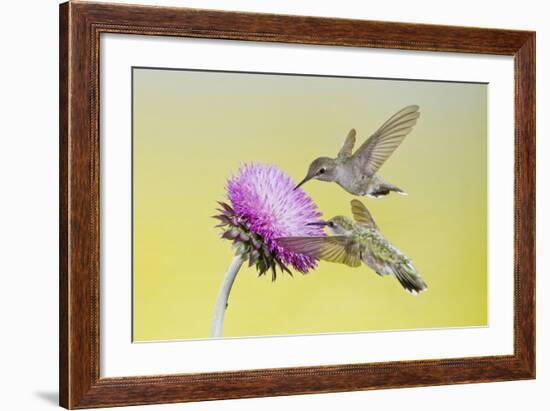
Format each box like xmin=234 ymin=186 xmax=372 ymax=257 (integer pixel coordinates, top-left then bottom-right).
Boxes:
xmin=217 ymin=163 xmax=325 ymax=277
xmin=211 ymin=163 xmax=325 ymax=337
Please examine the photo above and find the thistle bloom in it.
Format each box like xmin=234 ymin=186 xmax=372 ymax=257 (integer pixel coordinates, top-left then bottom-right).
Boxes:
xmin=211 ymin=163 xmax=324 ymax=337
xmin=226 ymin=163 xmax=324 ymax=273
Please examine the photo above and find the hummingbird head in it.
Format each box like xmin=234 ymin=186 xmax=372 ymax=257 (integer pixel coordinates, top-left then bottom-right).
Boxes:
xmin=294 ymin=157 xmax=337 ymax=190
xmin=307 ymin=216 xmax=354 ymax=235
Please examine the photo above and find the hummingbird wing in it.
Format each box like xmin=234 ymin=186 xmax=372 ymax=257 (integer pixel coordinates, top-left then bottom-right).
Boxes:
xmin=337 ymin=129 xmax=356 ymax=160
xmin=352 ymin=105 xmax=420 ymax=176
xmin=350 ymin=199 xmax=378 ymax=229
xmin=276 ymin=236 xmax=362 ymax=267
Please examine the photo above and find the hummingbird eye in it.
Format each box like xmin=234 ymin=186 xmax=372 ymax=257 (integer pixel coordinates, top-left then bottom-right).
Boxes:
xmin=328 ymin=221 xmax=335 ymax=228
xmin=318 ymin=168 xmax=326 ymax=175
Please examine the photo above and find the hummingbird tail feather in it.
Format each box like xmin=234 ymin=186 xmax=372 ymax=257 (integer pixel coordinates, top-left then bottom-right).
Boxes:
xmin=392 ymin=263 xmax=427 ymax=295
xmin=368 ymin=183 xmax=406 ymax=198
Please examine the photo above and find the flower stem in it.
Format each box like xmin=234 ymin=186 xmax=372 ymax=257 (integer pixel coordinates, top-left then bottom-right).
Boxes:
xmin=210 ymin=254 xmax=245 ymax=338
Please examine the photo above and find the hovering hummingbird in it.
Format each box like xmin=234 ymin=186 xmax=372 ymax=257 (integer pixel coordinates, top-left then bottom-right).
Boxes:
xmin=294 ymin=105 xmax=420 ymax=197
xmin=277 ymin=199 xmax=427 ymax=294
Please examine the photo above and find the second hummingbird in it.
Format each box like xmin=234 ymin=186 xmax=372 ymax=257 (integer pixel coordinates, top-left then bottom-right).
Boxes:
xmin=294 ymin=105 xmax=420 ymax=197
xmin=277 ymin=199 xmax=427 ymax=294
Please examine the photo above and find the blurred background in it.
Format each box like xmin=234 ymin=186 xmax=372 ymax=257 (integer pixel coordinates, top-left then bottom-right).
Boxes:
xmin=132 ymin=67 xmax=487 ymax=341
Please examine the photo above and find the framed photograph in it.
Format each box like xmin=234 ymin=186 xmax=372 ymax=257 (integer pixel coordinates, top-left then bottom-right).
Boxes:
xmin=59 ymin=1 xmax=535 ymax=408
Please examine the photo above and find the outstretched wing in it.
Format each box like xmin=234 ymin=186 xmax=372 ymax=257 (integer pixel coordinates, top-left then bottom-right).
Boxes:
xmin=276 ymin=236 xmax=362 ymax=267
xmin=337 ymin=129 xmax=357 ymax=160
xmin=352 ymin=105 xmax=420 ymax=175
xmin=350 ymin=199 xmax=378 ymax=229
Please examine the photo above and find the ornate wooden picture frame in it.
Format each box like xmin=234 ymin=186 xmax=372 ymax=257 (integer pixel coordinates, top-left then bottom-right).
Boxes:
xmin=59 ymin=1 xmax=535 ymax=408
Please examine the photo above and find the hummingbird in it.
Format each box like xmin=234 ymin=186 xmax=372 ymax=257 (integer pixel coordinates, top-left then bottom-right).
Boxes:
xmin=294 ymin=105 xmax=420 ymax=197
xmin=277 ymin=199 xmax=427 ymax=294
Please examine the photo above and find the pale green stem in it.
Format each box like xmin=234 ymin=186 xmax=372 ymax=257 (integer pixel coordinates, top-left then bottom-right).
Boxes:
xmin=210 ymin=254 xmax=245 ymax=338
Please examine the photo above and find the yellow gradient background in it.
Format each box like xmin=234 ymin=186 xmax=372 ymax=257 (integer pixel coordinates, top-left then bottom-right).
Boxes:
xmin=133 ymin=68 xmax=487 ymax=341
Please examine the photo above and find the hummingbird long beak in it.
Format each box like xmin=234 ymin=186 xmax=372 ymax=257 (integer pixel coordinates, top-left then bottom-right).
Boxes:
xmin=306 ymin=221 xmax=329 ymax=227
xmin=294 ymin=176 xmax=312 ymax=191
